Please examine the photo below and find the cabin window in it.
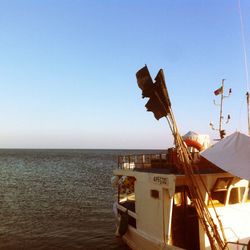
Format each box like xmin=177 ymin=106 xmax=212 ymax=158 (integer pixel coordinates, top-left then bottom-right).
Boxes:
xmin=212 ymin=177 xmax=233 ymax=192
xmin=210 ymin=177 xmax=233 ymax=205
xmin=228 ymin=185 xmax=249 ymax=204
xmin=210 ymin=177 xmax=249 ymax=206
xmin=118 ymin=176 xmax=136 ymax=212
xmin=151 ymin=189 xmax=159 ymax=199
xmin=117 ymin=176 xmax=137 ymax=229
xmin=173 ymin=186 xmax=191 ymax=206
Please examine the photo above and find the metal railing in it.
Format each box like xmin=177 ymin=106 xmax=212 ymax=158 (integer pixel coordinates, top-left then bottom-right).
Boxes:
xmin=224 ymin=241 xmax=249 ymax=250
xmin=117 ymin=152 xmax=176 ymax=170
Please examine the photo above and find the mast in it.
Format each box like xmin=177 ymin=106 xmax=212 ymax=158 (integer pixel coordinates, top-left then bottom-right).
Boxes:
xmin=218 ymin=79 xmax=225 ymax=134
xmin=210 ymin=79 xmax=231 ymax=139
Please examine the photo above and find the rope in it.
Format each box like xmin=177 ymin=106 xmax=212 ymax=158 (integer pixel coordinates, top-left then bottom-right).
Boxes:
xmin=166 ymin=108 xmax=228 ymax=250
xmin=138 ymin=65 xmax=227 ymax=248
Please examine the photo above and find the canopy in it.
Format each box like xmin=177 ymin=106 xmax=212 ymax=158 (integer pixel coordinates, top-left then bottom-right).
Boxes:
xmin=201 ymin=131 xmax=250 ymax=181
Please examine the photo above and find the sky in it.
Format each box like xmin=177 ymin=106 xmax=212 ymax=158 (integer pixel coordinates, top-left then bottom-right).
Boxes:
xmin=0 ymin=0 xmax=250 ymax=149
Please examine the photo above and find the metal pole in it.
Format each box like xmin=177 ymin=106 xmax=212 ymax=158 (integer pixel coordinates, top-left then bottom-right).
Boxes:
xmin=247 ymin=92 xmax=250 ymax=135
xmin=219 ymin=79 xmax=225 ymax=138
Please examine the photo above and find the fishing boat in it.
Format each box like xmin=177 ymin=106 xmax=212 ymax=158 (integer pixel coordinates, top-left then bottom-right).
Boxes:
xmin=112 ymin=66 xmax=250 ymax=250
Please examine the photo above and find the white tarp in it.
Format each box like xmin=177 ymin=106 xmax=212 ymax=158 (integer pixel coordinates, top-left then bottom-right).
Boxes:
xmin=201 ymin=131 xmax=250 ymax=181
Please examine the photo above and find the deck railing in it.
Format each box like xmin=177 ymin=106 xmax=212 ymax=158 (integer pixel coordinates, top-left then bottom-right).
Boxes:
xmin=117 ymin=152 xmax=176 ymax=170
xmin=224 ymin=241 xmax=249 ymax=249
xmin=117 ymin=151 xmax=220 ymax=173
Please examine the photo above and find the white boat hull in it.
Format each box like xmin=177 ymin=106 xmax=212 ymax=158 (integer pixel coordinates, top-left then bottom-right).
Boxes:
xmin=122 ymin=226 xmax=184 ymax=250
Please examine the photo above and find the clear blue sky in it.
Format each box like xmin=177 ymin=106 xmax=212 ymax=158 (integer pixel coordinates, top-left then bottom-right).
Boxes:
xmin=0 ymin=0 xmax=249 ymax=149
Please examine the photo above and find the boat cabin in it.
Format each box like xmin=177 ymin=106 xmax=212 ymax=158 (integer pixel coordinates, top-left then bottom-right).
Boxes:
xmin=113 ymin=151 xmax=250 ymax=250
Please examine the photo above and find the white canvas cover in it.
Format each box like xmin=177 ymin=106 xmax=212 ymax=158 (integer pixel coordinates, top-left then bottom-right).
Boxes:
xmin=201 ymin=132 xmax=250 ymax=181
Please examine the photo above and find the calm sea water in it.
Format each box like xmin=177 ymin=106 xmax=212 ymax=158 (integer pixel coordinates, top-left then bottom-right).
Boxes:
xmin=0 ymin=149 xmax=156 ymax=250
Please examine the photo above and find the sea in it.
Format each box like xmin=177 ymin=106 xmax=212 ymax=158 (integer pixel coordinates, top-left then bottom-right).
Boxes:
xmin=0 ymin=149 xmax=157 ymax=250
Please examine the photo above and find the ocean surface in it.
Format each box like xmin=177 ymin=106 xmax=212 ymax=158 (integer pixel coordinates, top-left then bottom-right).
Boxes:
xmin=0 ymin=149 xmax=157 ymax=250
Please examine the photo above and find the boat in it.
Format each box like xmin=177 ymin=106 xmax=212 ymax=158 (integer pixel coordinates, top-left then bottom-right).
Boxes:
xmin=111 ymin=66 xmax=250 ymax=250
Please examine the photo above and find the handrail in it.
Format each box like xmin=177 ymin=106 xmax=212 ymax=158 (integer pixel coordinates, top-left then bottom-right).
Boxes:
xmin=117 ymin=152 xmax=172 ymax=170
xmin=116 ymin=203 xmax=137 ymax=219
xmin=223 ymin=241 xmax=249 ymax=250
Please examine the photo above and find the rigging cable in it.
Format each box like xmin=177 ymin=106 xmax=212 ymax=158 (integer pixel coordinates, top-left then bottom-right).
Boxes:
xmin=238 ymin=0 xmax=250 ymax=134
xmin=238 ymin=0 xmax=249 ymax=91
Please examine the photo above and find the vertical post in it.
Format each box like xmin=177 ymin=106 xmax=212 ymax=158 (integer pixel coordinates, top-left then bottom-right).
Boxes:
xmin=166 ymin=194 xmax=174 ymax=245
xmin=247 ymin=92 xmax=250 ymax=135
xmin=219 ymin=79 xmax=225 ymax=137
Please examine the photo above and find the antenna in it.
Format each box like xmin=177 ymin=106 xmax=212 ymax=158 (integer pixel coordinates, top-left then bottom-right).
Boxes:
xmin=210 ymin=79 xmax=231 ymax=139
